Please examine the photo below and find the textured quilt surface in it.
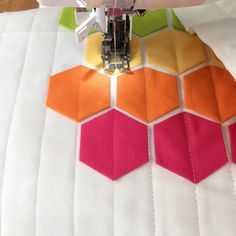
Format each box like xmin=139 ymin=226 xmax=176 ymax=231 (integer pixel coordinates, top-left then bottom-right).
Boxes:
xmin=0 ymin=7 xmax=236 ymax=236
xmin=175 ymin=0 xmax=236 ymax=80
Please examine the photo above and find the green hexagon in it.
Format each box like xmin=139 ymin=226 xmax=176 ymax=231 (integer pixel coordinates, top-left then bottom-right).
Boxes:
xmin=58 ymin=7 xmax=78 ymax=31
xmin=172 ymin=11 xmax=186 ymax=32
xmin=58 ymin=7 xmax=97 ymax=35
xmin=132 ymin=9 xmax=168 ymax=37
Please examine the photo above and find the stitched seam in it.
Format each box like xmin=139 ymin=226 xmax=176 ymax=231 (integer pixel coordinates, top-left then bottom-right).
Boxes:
xmin=183 ymin=113 xmax=196 ymax=183
xmin=224 ymin=125 xmax=236 ymax=205
xmin=140 ymin=64 xmax=155 ymax=234
xmin=112 ymin=110 xmax=115 ymax=236
xmin=73 ymin=124 xmax=80 ymax=236
xmin=143 ymin=68 xmax=149 ymax=122
xmin=112 ymin=110 xmax=115 ymax=180
xmin=113 ymin=180 xmax=115 ymax=236
xmin=172 ymin=30 xmax=179 ymax=74
xmin=143 ymin=68 xmax=156 ymax=235
xmin=34 ymin=24 xmax=60 ymax=236
xmin=208 ymin=66 xmax=222 ymax=121
xmin=228 ymin=162 xmax=236 ymax=205
xmin=0 ymin=11 xmax=37 ymax=236
xmin=77 ymin=69 xmax=81 ymax=120
xmin=148 ymin=126 xmax=156 ymax=236
xmin=193 ymin=187 xmax=201 ymax=236
xmin=183 ymin=113 xmax=201 ymax=236
xmin=220 ymin=125 xmax=236 ymax=204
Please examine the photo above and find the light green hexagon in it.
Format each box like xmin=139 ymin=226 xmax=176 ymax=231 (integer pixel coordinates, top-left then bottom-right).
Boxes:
xmin=172 ymin=11 xmax=186 ymax=32
xmin=58 ymin=7 xmax=97 ymax=35
xmin=132 ymin=9 xmax=168 ymax=37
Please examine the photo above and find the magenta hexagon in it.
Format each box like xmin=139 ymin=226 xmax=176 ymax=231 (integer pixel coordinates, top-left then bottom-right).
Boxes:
xmin=229 ymin=123 xmax=236 ymax=164
xmin=79 ymin=109 xmax=149 ymax=180
xmin=154 ymin=112 xmax=228 ymax=183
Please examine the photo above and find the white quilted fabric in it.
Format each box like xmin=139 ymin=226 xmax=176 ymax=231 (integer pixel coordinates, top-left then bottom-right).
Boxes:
xmin=174 ymin=0 xmax=236 ymax=80
xmin=0 ymin=7 xmax=236 ymax=236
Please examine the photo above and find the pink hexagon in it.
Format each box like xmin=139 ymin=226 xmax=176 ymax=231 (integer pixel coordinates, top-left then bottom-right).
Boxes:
xmin=79 ymin=109 xmax=149 ymax=180
xmin=229 ymin=123 xmax=236 ymax=164
xmin=154 ymin=112 xmax=228 ymax=183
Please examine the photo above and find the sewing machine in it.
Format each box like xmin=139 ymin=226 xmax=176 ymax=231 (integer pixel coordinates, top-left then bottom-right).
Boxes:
xmin=38 ymin=0 xmax=218 ymax=72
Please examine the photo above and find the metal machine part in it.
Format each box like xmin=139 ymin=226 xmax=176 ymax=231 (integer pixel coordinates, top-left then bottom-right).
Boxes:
xmin=101 ymin=8 xmax=132 ymax=72
xmin=74 ymin=2 xmax=148 ymax=73
xmin=37 ymin=0 xmax=219 ymax=73
xmin=100 ymin=5 xmax=149 ymax=73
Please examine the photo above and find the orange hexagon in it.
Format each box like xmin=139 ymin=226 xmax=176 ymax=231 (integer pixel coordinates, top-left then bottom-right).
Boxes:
xmin=117 ymin=67 xmax=179 ymax=123
xmin=85 ymin=32 xmax=142 ymax=72
xmin=46 ymin=65 xmax=110 ymax=121
xmin=146 ymin=29 xmax=207 ymax=74
xmin=184 ymin=65 xmax=236 ymax=122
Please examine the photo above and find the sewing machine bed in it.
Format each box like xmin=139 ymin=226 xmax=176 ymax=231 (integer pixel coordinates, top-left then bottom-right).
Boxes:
xmin=0 ymin=7 xmax=236 ymax=236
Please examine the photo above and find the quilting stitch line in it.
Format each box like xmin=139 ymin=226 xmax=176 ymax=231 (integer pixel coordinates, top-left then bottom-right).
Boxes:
xmin=144 ymin=67 xmax=156 ymax=235
xmin=183 ymin=113 xmax=201 ymax=236
xmin=34 ymin=24 xmax=60 ymax=236
xmin=222 ymin=125 xmax=236 ymax=205
xmin=76 ymin=66 xmax=82 ymax=121
xmin=112 ymin=109 xmax=115 ymax=236
xmin=73 ymin=124 xmax=80 ymax=236
xmin=149 ymin=126 xmax=156 ymax=236
xmin=228 ymin=163 xmax=236 ymax=205
xmin=208 ymin=66 xmax=222 ymax=122
xmin=171 ymin=30 xmax=179 ymax=75
xmin=143 ymin=67 xmax=149 ymax=123
xmin=0 ymin=11 xmax=37 ymax=236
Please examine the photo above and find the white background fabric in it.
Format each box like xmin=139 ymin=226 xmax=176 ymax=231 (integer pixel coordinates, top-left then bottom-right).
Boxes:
xmin=0 ymin=7 xmax=236 ymax=236
xmin=174 ymin=0 xmax=236 ymax=80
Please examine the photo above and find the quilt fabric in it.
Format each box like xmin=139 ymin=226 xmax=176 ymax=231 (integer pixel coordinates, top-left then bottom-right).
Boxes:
xmin=0 ymin=7 xmax=236 ymax=236
xmin=174 ymin=0 xmax=236 ymax=80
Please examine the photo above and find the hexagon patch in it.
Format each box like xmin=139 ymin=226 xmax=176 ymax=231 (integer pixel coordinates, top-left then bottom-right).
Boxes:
xmin=184 ymin=65 xmax=236 ymax=122
xmin=80 ymin=109 xmax=149 ymax=180
xmin=146 ymin=29 xmax=206 ymax=74
xmin=46 ymin=65 xmax=110 ymax=121
xmin=154 ymin=112 xmax=228 ymax=183
xmin=117 ymin=67 xmax=179 ymax=123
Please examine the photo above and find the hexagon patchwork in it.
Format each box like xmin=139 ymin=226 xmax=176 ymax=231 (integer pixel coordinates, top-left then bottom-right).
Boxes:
xmin=85 ymin=32 xmax=142 ymax=72
xmin=154 ymin=112 xmax=228 ymax=183
xmin=184 ymin=65 xmax=236 ymax=122
xmin=229 ymin=123 xmax=236 ymax=164
xmin=132 ymin=9 xmax=168 ymax=37
xmin=146 ymin=29 xmax=207 ymax=74
xmin=117 ymin=67 xmax=179 ymax=123
xmin=80 ymin=109 xmax=149 ymax=180
xmin=46 ymin=65 xmax=110 ymax=121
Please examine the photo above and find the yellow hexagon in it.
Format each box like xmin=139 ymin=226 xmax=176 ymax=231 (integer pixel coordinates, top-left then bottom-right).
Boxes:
xmin=85 ymin=32 xmax=142 ymax=73
xmin=146 ymin=30 xmax=207 ymax=74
